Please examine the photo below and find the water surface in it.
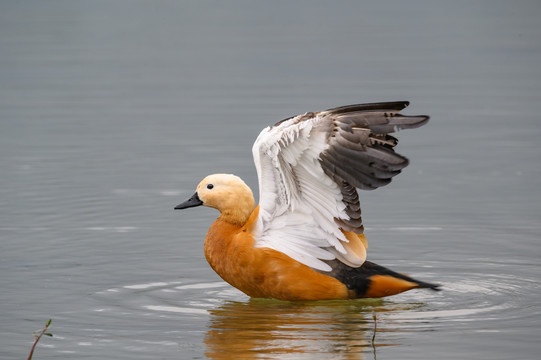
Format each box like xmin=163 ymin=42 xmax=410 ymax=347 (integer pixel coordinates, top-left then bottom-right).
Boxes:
xmin=1 ymin=1 xmax=540 ymax=359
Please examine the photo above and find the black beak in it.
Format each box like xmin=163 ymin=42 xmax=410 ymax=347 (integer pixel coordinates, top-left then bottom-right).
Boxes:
xmin=174 ymin=192 xmax=203 ymax=210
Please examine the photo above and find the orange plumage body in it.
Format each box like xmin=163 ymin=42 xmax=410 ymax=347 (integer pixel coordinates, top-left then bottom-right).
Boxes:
xmin=203 ymin=206 xmax=427 ymax=300
xmin=204 ymin=207 xmax=351 ymax=301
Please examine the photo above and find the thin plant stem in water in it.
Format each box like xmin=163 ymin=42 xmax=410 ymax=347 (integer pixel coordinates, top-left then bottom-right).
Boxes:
xmin=27 ymin=319 xmax=53 ymax=360
xmin=371 ymin=312 xmax=377 ymax=360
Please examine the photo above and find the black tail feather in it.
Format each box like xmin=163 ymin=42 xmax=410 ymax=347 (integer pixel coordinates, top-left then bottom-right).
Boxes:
xmin=326 ymin=260 xmax=441 ymax=297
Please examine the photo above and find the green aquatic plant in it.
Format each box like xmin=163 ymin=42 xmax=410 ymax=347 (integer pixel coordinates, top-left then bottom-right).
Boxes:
xmin=27 ymin=319 xmax=53 ymax=360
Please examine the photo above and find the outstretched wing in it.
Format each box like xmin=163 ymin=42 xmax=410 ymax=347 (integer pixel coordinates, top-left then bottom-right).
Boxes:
xmin=251 ymin=101 xmax=429 ymax=271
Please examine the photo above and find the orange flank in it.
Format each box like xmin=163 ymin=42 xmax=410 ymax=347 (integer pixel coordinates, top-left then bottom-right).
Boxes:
xmin=204 ymin=207 xmax=350 ymax=301
xmin=363 ymin=275 xmax=422 ymax=298
xmin=175 ymin=102 xmax=440 ymax=301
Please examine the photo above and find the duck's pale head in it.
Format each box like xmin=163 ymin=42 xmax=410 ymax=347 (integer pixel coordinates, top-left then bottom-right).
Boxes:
xmin=175 ymin=174 xmax=255 ymax=225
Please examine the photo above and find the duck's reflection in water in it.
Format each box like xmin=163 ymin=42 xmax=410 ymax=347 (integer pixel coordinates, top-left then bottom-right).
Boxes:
xmin=205 ymin=298 xmax=406 ymax=359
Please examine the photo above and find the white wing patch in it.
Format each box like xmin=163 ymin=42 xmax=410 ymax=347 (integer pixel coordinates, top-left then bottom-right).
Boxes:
xmin=252 ymin=113 xmax=350 ymax=272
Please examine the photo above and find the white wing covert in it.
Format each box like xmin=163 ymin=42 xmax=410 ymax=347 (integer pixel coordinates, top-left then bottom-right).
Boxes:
xmin=251 ymin=101 xmax=429 ymax=272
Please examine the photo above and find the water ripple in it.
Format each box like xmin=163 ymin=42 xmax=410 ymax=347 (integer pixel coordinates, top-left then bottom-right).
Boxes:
xmin=87 ymin=257 xmax=541 ymax=358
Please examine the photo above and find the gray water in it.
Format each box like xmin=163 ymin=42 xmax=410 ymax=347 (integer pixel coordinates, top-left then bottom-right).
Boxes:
xmin=1 ymin=1 xmax=540 ymax=359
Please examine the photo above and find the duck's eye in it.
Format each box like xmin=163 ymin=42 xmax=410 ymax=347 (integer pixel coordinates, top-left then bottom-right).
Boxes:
xmin=207 ymin=184 xmax=214 ymax=190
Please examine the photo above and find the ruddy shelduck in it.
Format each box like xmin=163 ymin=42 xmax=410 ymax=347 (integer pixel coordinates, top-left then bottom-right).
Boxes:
xmin=175 ymin=101 xmax=439 ymax=301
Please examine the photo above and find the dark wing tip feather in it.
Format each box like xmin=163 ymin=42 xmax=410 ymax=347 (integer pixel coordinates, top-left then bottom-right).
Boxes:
xmin=318 ymin=101 xmax=428 ymax=186
xmin=316 ymin=101 xmax=428 ymax=234
xmin=369 ymin=114 xmax=429 ymax=134
xmin=323 ymin=101 xmax=410 ymax=115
